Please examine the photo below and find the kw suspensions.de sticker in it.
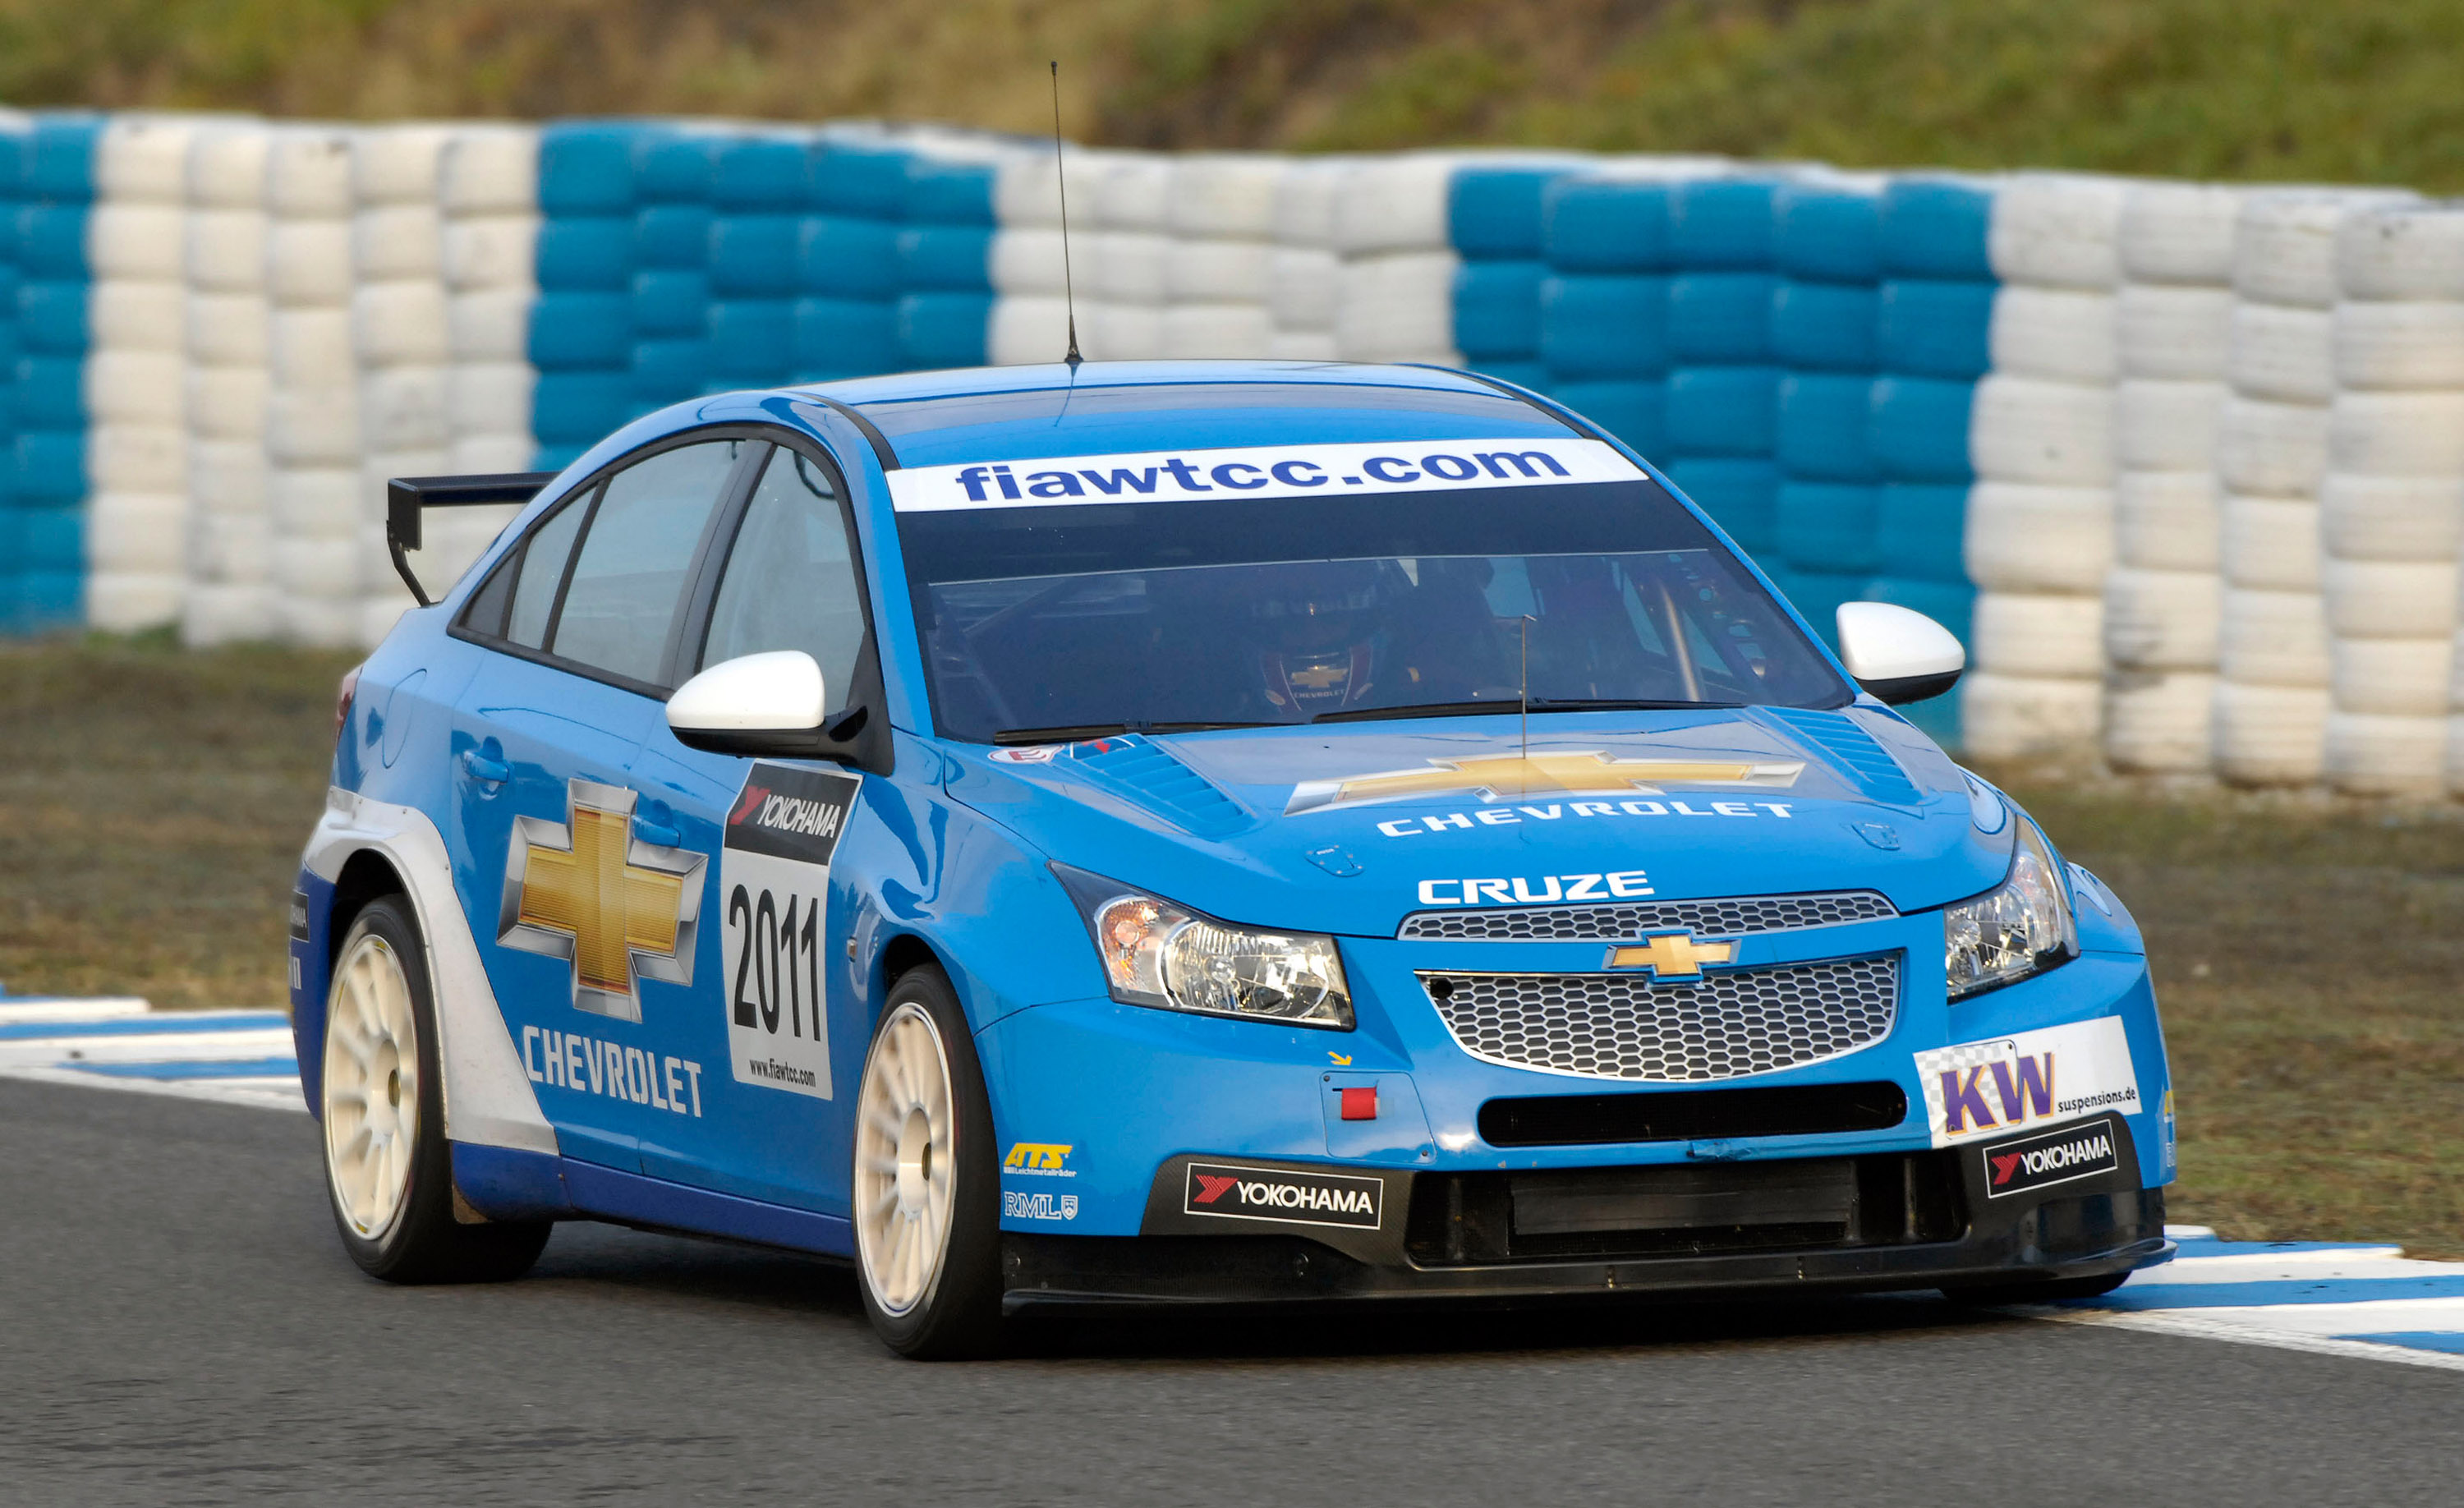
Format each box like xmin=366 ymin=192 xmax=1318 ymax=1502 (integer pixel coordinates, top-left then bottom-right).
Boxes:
xmin=720 ymin=762 xmax=862 ymax=1100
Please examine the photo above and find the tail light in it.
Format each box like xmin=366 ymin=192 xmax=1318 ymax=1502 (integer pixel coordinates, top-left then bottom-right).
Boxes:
xmin=336 ymin=665 xmax=362 ymax=742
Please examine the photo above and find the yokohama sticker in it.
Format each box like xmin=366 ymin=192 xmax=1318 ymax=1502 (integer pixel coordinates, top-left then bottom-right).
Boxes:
xmin=1183 ymin=1161 xmax=1383 ymax=1230
xmin=1980 ymin=1118 xmax=2122 ymax=1199
xmin=719 ymin=761 xmax=863 ymax=1100
xmin=1912 ymin=1017 xmax=2140 ymax=1148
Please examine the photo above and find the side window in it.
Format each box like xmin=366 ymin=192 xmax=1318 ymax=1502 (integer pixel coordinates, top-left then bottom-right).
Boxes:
xmin=551 ymin=439 xmax=747 ymax=685
xmin=701 ymin=448 xmax=866 ymax=711
xmin=502 ymin=495 xmax=588 ymax=648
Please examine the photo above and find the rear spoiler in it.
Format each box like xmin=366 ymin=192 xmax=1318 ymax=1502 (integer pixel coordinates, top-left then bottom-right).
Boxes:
xmin=384 ymin=472 xmax=558 ymax=607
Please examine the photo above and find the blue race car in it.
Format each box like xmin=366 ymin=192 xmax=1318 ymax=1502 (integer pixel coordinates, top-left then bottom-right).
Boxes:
xmin=293 ymin=360 xmax=2174 ymax=1358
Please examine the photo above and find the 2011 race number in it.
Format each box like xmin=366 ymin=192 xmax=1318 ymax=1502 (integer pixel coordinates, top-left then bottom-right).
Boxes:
xmin=718 ymin=763 xmax=862 ymax=1101
xmin=728 ymin=885 xmax=824 ymax=1044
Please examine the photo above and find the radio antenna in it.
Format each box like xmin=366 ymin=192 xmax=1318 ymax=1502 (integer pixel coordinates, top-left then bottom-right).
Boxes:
xmin=1050 ymin=61 xmax=1083 ymax=368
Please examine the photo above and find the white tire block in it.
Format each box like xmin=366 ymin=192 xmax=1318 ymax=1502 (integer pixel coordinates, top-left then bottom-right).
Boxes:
xmin=190 ymin=437 xmax=269 ymax=516
xmin=1268 ymin=247 xmax=1341 ymax=332
xmin=186 ymin=292 xmax=269 ymax=366
xmin=1091 ymin=157 xmax=1172 ymax=232
xmin=1165 ymin=238 xmax=1275 ymax=305
xmin=269 ymin=221 xmax=354 ymax=307
xmin=85 ymin=572 xmax=186 ymax=633
xmin=2320 ymin=472 xmax=2464 ymax=560
xmin=2331 ymin=637 xmax=2454 ymax=717
xmin=186 ymin=209 xmax=265 ymax=293
xmin=269 ymin=469 xmax=361 ymax=541
xmin=2103 ymin=567 xmax=2221 ymax=671
xmin=353 ymin=125 xmax=450 ymax=206
xmin=2104 ymin=669 xmax=2218 ymax=773
xmin=2220 ymin=587 xmax=2330 ymax=687
xmin=2335 ymin=205 xmax=2464 ymax=301
xmin=2120 ymin=182 xmax=2241 ymax=285
xmin=1988 ymin=287 xmax=2117 ymax=384
xmin=986 ymin=296 xmax=1072 ymax=366
xmin=1973 ymin=590 xmax=2105 ymax=678
xmin=1961 ymin=671 xmax=2104 ymax=757
xmin=449 ymin=434 xmax=539 ymax=475
xmin=187 ymin=509 xmax=271 ymax=584
xmin=2332 ymin=300 xmax=2464 ymax=390
xmin=2221 ymin=495 xmax=2324 ymax=593
xmin=1335 ymin=157 xmax=1456 ymax=256
xmin=2115 ymin=470 xmax=2221 ymax=571
xmin=447 ymin=362 xmax=536 ymax=436
xmin=448 ymin=289 xmax=531 ymax=363
xmin=1160 ymin=303 xmax=1276 ymax=359
xmin=2213 ymin=679 xmax=2329 ymax=785
xmin=2117 ymin=284 xmax=2233 ymax=379
xmin=994 ymin=153 xmax=1065 ymax=229
xmin=1269 ymin=329 xmax=1340 ymax=361
xmin=2329 ymin=390 xmax=2464 ymax=476
xmin=181 ymin=583 xmax=279 ymax=647
xmin=277 ymin=593 xmax=365 ymax=650
xmin=441 ymin=215 xmax=538 ymax=292
xmin=989 ymin=229 xmax=1070 ymax=297
xmin=269 ymin=388 xmax=361 ymax=466
xmin=1272 ymin=159 xmax=1350 ymax=249
xmin=361 ymin=366 xmax=451 ymax=452
xmin=272 ymin=308 xmax=356 ymax=388
xmin=88 ymin=205 xmax=185 ymax=281
xmin=1335 ymin=251 xmax=1460 ymax=362
xmin=87 ymin=492 xmax=189 ymax=574
xmin=354 ymin=283 xmax=452 ymax=366
xmin=2116 ymin=379 xmax=2225 ymax=471
xmin=268 ymin=129 xmax=357 ymax=218
xmin=89 ymin=283 xmax=186 ymax=355
xmin=2235 ymin=191 xmax=2416 ymax=309
xmin=89 ymin=425 xmax=186 ymax=491
xmin=98 ymin=117 xmax=194 ymax=201
xmin=2228 ymin=303 xmax=2334 ymax=404
xmin=1087 ymin=232 xmax=1167 ymax=305
xmin=187 ymin=125 xmax=270 ymax=210
xmin=1970 ymin=375 xmax=2114 ymax=486
xmin=1962 ymin=482 xmax=2113 ymax=593
xmin=354 ymin=204 xmax=443 ymax=281
xmin=2325 ymin=710 xmax=2448 ymax=794
xmin=1170 ymin=155 xmax=1285 ymax=240
xmin=188 ymin=366 xmax=269 ymax=439
xmin=1988 ymin=175 xmax=2127 ymax=290
xmin=439 ymin=126 xmax=538 ymax=215
xmin=1083 ymin=301 xmax=1164 ymax=362
xmin=2324 ymin=558 xmax=2462 ymax=640
xmin=2216 ymin=398 xmax=2328 ymax=496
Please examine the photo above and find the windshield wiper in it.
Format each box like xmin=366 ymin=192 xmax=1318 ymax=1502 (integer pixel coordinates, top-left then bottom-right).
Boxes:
xmin=991 ymin=720 xmax=1282 ymax=745
xmin=1310 ymin=697 xmax=1740 ymax=725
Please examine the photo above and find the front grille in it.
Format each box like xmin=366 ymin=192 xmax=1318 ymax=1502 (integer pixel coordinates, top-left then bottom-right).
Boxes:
xmin=1422 ymin=954 xmax=1899 ymax=1082
xmin=1397 ymin=890 xmax=1894 ymax=942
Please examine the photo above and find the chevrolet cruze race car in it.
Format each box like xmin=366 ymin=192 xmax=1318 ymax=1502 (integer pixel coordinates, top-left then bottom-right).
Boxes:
xmin=294 ymin=360 xmax=2174 ymax=1358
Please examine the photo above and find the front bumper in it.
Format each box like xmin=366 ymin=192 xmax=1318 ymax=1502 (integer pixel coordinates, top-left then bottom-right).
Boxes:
xmin=1000 ymin=1115 xmax=2167 ymax=1312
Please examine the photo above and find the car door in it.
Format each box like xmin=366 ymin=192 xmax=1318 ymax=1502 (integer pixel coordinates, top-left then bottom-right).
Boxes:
xmin=445 ymin=434 xmax=761 ymax=1175
xmin=625 ymin=438 xmax=884 ymax=1211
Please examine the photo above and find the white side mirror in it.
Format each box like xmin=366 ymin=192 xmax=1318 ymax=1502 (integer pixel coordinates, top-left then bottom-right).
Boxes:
xmin=666 ymin=651 xmax=826 ymax=753
xmin=1835 ymin=601 xmax=1965 ymax=706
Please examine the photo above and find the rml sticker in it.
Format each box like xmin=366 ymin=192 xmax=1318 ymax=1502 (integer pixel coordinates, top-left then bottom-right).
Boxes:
xmin=720 ymin=762 xmax=862 ymax=1100
xmin=1913 ymin=1017 xmax=2140 ymax=1147
xmin=885 ymin=437 xmax=1640 ymax=513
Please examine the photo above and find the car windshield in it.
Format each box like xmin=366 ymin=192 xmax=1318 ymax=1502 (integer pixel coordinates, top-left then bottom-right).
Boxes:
xmin=898 ymin=476 xmax=1850 ymax=743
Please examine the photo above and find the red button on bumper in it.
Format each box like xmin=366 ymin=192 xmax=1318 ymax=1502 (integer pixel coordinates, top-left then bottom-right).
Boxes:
xmin=1339 ymin=1086 xmax=1378 ymax=1121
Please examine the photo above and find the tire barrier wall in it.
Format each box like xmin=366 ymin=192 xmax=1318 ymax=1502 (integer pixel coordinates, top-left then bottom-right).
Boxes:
xmin=3 ymin=110 xmax=2461 ymax=793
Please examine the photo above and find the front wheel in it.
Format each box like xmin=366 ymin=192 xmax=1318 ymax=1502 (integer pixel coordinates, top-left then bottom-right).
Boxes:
xmin=852 ymin=966 xmax=1002 ymax=1359
xmin=322 ymin=896 xmax=551 ymax=1284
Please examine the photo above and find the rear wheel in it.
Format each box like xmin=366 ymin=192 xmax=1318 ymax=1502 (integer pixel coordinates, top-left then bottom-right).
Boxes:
xmin=322 ymin=896 xmax=550 ymax=1283
xmin=853 ymin=966 xmax=1002 ymax=1359
xmin=1944 ymin=1271 xmax=2131 ymax=1306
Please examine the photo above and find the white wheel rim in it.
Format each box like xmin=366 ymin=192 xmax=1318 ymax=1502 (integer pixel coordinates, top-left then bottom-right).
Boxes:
xmin=853 ymin=1002 xmax=956 ymax=1317
xmin=322 ymin=931 xmax=421 ymax=1242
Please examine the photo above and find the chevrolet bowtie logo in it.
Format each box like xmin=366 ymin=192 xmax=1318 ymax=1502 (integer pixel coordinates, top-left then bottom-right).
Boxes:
xmin=1285 ymin=751 xmax=1803 ymax=814
xmin=1607 ymin=932 xmax=1735 ymax=981
xmin=498 ymin=778 xmax=704 ymax=1021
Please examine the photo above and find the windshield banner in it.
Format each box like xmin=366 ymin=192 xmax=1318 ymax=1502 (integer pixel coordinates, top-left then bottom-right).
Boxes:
xmin=885 ymin=438 xmax=1642 ymax=513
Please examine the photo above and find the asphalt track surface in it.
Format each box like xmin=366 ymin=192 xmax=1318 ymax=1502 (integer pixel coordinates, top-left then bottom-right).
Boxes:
xmin=6 ymin=1079 xmax=2459 ymax=1508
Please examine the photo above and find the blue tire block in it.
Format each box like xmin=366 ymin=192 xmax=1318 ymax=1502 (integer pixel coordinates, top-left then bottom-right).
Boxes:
xmin=15 ymin=207 xmax=88 ymax=279
xmin=16 ymin=282 xmax=88 ymax=355
xmin=1770 ymin=281 xmax=1878 ymax=372
xmin=792 ymin=297 xmax=900 ymax=381
xmin=1538 ymin=274 xmax=1668 ymax=379
xmin=632 ymin=131 xmax=714 ymax=205
xmin=29 ymin=115 xmax=99 ymax=205
xmin=1774 ymin=186 xmax=1881 ymax=283
xmin=808 ymin=143 xmax=910 ymax=218
xmin=0 ymin=205 xmax=16 ymax=264
xmin=0 ymin=264 xmax=19 ymax=318
xmin=631 ymin=269 xmax=710 ymax=338
xmin=13 ymin=430 xmax=85 ymax=505
xmin=18 ymin=503 xmax=82 ymax=571
xmin=539 ymin=124 xmax=637 ymax=216
xmin=800 ymin=215 xmax=900 ymax=300
xmin=1469 ymin=359 xmax=1550 ymax=393
xmin=0 ymin=125 xmax=21 ymax=199
xmin=1543 ymin=178 xmax=1673 ymax=274
xmin=531 ymin=370 xmax=637 ymax=445
xmin=1780 ymin=568 xmax=1871 ymax=651
xmin=526 ymin=292 xmax=631 ymax=370
xmin=1671 ymin=179 xmax=1776 ymax=269
xmin=1777 ymin=482 xmax=1881 ymax=575
xmin=1869 ymin=376 xmax=1976 ymax=483
xmin=895 ymin=225 xmax=992 ymax=292
xmin=1880 ymin=178 xmax=1994 ymax=279
xmin=707 ymin=299 xmax=795 ymax=387
xmin=631 ymin=338 xmax=710 ymax=404
xmin=16 ymin=569 xmax=82 ymax=632
xmin=903 ymin=159 xmax=996 ymax=227
xmin=633 ymin=205 xmax=712 ymax=270
xmin=1875 ymin=484 xmax=1974 ymax=584
xmin=712 ymin=136 xmax=809 ymax=213
xmin=532 ymin=443 xmax=589 ymax=473
xmin=1452 ymin=260 xmax=1546 ymax=360
xmin=536 ymin=217 xmax=632 ymax=292
xmin=898 ymin=292 xmax=992 ymax=370
xmin=13 ymin=356 xmax=83 ymax=428
xmin=1450 ymin=167 xmax=1565 ymax=260
xmin=1667 ymin=273 xmax=1777 ymax=363
xmin=1662 ymin=457 xmax=1780 ymax=554
xmin=1776 ymin=374 xmax=1878 ymax=482
xmin=709 ymin=215 xmax=800 ymax=297
xmin=1664 ymin=366 xmax=1780 ymax=457
xmin=1878 ymin=279 xmax=1994 ymax=379
xmin=1551 ymin=379 xmax=1666 ymax=457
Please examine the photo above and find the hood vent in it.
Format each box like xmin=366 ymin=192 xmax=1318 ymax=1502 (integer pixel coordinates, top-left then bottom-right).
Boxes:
xmin=1068 ymin=736 xmax=1252 ymax=839
xmin=1758 ymin=707 xmax=1921 ymax=807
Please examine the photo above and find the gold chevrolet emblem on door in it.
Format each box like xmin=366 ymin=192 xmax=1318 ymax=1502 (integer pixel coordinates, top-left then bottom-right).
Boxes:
xmin=497 ymin=779 xmax=704 ymax=1021
xmin=1607 ymin=932 xmax=1735 ymax=980
xmin=1285 ymin=751 xmax=1802 ymax=814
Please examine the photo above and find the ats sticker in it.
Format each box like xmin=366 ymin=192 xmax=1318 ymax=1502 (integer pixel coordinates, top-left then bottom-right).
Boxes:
xmin=719 ymin=761 xmax=863 ymax=1101
xmin=1183 ymin=1161 xmax=1383 ymax=1230
xmin=1914 ymin=1017 xmax=2141 ymax=1147
xmin=1289 ymin=750 xmax=1802 ymax=816
xmin=1004 ymin=1142 xmax=1075 ymax=1177
xmin=1981 ymin=1118 xmax=2121 ymax=1198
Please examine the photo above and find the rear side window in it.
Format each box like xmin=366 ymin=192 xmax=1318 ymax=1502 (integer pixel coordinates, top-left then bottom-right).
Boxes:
xmin=549 ymin=440 xmax=747 ymax=685
xmin=700 ymin=448 xmax=866 ymax=710
xmin=503 ymin=497 xmax=586 ymax=649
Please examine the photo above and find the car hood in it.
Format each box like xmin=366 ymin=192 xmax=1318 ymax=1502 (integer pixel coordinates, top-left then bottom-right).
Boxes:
xmin=939 ymin=704 xmax=2012 ymax=937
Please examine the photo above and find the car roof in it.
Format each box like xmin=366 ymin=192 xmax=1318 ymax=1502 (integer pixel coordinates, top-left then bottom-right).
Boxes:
xmin=793 ymin=360 xmax=1582 ymax=469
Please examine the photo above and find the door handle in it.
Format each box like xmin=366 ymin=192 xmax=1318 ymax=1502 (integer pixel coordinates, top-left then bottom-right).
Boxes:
xmin=462 ymin=750 xmax=511 ymax=785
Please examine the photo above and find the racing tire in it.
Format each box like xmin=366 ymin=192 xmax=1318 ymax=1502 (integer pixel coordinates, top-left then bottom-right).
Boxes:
xmin=321 ymin=896 xmax=552 ymax=1285
xmin=853 ymin=966 xmax=1004 ymax=1360
xmin=1942 ymin=1271 xmax=2131 ymax=1306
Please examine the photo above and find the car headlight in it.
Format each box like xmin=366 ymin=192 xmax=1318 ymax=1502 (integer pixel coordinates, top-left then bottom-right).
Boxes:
xmin=1944 ymin=817 xmax=2079 ymax=1000
xmin=1051 ymin=865 xmax=1354 ymax=1029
